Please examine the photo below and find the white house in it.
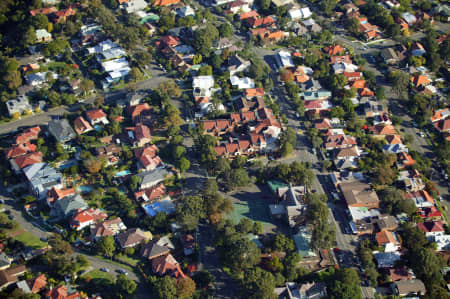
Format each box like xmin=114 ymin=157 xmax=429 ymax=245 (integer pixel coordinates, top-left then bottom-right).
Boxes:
xmin=23 ymin=163 xmax=63 ymax=200
xmin=25 ymin=72 xmax=58 ymax=86
xmin=121 ymin=0 xmax=148 ymax=13
xmin=230 ymin=76 xmax=255 ymax=89
xmin=6 ymin=95 xmax=33 ymax=117
xmin=275 ymin=50 xmax=294 ymax=68
xmin=193 ymin=75 xmax=215 ymax=97
xmin=433 ymin=235 xmax=450 ymax=251
xmin=176 ymin=6 xmax=195 ymax=17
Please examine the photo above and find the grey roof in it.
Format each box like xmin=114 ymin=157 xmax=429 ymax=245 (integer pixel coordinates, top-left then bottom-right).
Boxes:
xmin=23 ymin=163 xmax=62 ymax=196
xmin=140 ymin=241 xmax=171 ymax=259
xmin=16 ymin=280 xmax=31 ymax=293
xmin=53 ymin=194 xmax=87 ymax=217
xmin=138 ymin=168 xmax=171 ymax=188
xmin=0 ymin=252 xmax=11 ymax=268
xmin=381 ymin=48 xmax=399 ymax=61
xmin=48 ymin=119 xmax=76 ymax=143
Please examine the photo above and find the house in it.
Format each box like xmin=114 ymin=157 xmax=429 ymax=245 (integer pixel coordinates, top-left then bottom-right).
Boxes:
xmin=176 ymin=5 xmax=195 ymax=17
xmin=374 ymin=113 xmax=392 ymax=126
xmin=140 ymin=240 xmax=171 ymax=260
xmin=126 ymin=124 xmax=152 ymax=147
xmin=389 ymin=267 xmax=412 ymax=282
xmin=138 ymin=168 xmax=172 ymax=190
xmin=153 ymin=0 xmax=180 ymax=6
xmin=417 ymin=221 xmax=444 ymax=238
xmin=90 ymin=217 xmax=127 ymax=241
xmin=27 ymin=274 xmax=47 ymax=293
xmin=73 ymin=116 xmax=93 ymax=135
xmin=36 ymin=29 xmax=52 ymax=42
xmin=323 ymin=44 xmax=345 ymax=56
xmin=129 ymin=103 xmax=152 ymax=124
xmin=45 ymin=285 xmax=80 ymax=299
xmin=397 ymin=152 xmax=416 ymax=169
xmin=193 ymin=76 xmax=214 ymax=98
xmin=381 ymin=48 xmax=400 ymax=64
xmin=6 ymin=95 xmax=33 ymax=117
xmin=226 ymin=0 xmax=250 ymax=14
xmin=50 ymin=194 xmax=88 ymax=219
xmin=227 ymin=55 xmax=251 ymax=75
xmin=300 ymin=90 xmax=332 ymax=101
xmin=430 ymin=108 xmax=450 ymax=123
xmin=374 ymin=251 xmax=401 ymax=268
xmin=433 ymin=234 xmax=450 ymax=251
xmin=0 ymin=252 xmax=12 ymax=270
xmin=134 ymin=145 xmax=163 ymax=171
xmin=10 ymin=151 xmax=43 ymax=173
xmin=339 ymin=181 xmax=379 ymax=209
xmin=368 ymin=124 xmax=396 ymax=137
xmin=362 ymin=99 xmax=387 ymax=118
xmin=201 ymin=119 xmax=233 ymax=136
xmin=117 ymin=228 xmax=152 ymax=249
xmin=405 ymin=190 xmax=434 ymax=208
xmin=23 ymin=163 xmax=63 ymax=199
xmin=4 ymin=143 xmax=36 ymax=159
xmin=230 ymin=76 xmax=255 ymax=89
xmin=374 ymin=214 xmax=398 ymax=232
xmin=410 ymin=74 xmax=430 ymax=88
xmin=95 ymin=144 xmax=121 ymax=163
xmin=398 ymin=170 xmax=425 ymax=192
xmin=52 ymin=8 xmax=76 ymax=23
xmin=70 ymin=208 xmax=107 ymax=231
xmin=433 ymin=119 xmax=450 ymax=135
xmin=86 ymin=109 xmax=109 ymax=126
xmin=275 ymin=51 xmax=294 ymax=68
xmin=121 ymin=0 xmax=148 ymax=13
xmin=245 ymin=16 xmax=275 ymax=28
xmin=401 ymin=12 xmax=417 ymax=25
xmin=29 ymin=7 xmax=57 ymax=16
xmin=135 ymin=184 xmax=166 ymax=202
xmin=0 ymin=265 xmax=27 ymax=290
xmin=25 ymin=72 xmax=57 ymax=86
xmin=152 ymin=253 xmax=185 ymax=278
xmin=47 ymin=187 xmax=75 ymax=206
xmin=383 ymin=143 xmax=409 ymax=154
xmin=101 ymin=57 xmax=131 ymax=89
xmin=324 ymin=134 xmax=357 ymax=151
xmin=411 ymin=42 xmax=426 ymax=56
xmin=47 ymin=119 xmax=76 ymax=143
xmin=391 ymin=279 xmax=426 ymax=296
xmin=376 ymin=230 xmax=400 ymax=252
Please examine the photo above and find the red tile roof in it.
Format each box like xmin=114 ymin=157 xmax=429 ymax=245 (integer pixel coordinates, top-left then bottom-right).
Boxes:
xmin=153 ymin=0 xmax=180 ymax=6
xmin=434 ymin=119 xmax=450 ymax=133
xmin=28 ymin=274 xmax=47 ymax=293
xmin=15 ymin=126 xmax=40 ymax=144
xmin=152 ymin=253 xmax=186 ymax=278
xmin=245 ymin=16 xmax=275 ymax=28
xmin=134 ymin=125 xmax=152 ymax=142
xmin=30 ymin=7 xmax=57 ymax=16
xmin=13 ymin=151 xmax=42 ymax=169
xmin=129 ymin=103 xmax=151 ymax=122
xmin=410 ymin=75 xmax=430 ymax=88
xmin=240 ymin=10 xmax=259 ymax=20
xmin=419 ymin=206 xmax=442 ymax=219
xmin=369 ymin=124 xmax=396 ymax=135
xmin=73 ymin=116 xmax=93 ymax=134
xmin=71 ymin=208 xmax=107 ymax=229
xmin=135 ymin=184 xmax=166 ymax=202
xmin=5 ymin=143 xmax=36 ymax=159
xmin=323 ymin=45 xmax=345 ymax=55
xmin=244 ymin=88 xmax=264 ymax=97
xmin=417 ymin=221 xmax=444 ymax=233
xmin=86 ymin=109 xmax=107 ymax=121
xmin=376 ymin=230 xmax=398 ymax=246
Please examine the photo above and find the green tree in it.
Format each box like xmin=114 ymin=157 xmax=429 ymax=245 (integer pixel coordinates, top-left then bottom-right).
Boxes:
xmin=272 ymin=234 xmax=294 ymax=252
xmin=256 ymin=0 xmax=271 ymax=10
xmin=80 ymin=78 xmax=94 ymax=95
xmin=134 ymin=51 xmax=152 ymax=66
xmin=388 ymin=70 xmax=410 ymax=99
xmin=193 ymin=24 xmax=219 ymax=56
xmin=97 ymin=235 xmax=116 ymax=258
xmin=225 ymin=239 xmax=261 ymax=272
xmin=177 ymin=157 xmax=190 ymax=173
xmin=153 ymin=276 xmax=177 ymax=299
xmin=237 ymin=218 xmax=254 ymax=234
xmin=218 ymin=23 xmax=233 ymax=38
xmin=241 ymin=267 xmax=277 ymax=299
xmin=328 ymin=268 xmax=362 ymax=299
xmin=176 ymin=276 xmax=196 ymax=298
xmin=192 ymin=271 xmax=214 ymax=289
xmin=129 ymin=175 xmax=142 ymax=190
xmin=129 ymin=67 xmax=143 ymax=82
xmin=116 ymin=274 xmax=137 ymax=298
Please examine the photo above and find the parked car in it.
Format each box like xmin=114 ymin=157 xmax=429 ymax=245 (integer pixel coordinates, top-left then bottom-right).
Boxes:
xmin=100 ymin=268 xmax=109 ymax=272
xmin=117 ymin=269 xmax=128 ymax=275
xmin=418 ymin=132 xmax=425 ymax=137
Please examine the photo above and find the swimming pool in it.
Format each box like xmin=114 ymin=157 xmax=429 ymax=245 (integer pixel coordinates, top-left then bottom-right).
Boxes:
xmin=142 ymin=200 xmax=176 ymax=217
xmin=94 ymin=125 xmax=102 ymax=132
xmin=115 ymin=170 xmax=131 ymax=177
xmin=78 ymin=185 xmax=93 ymax=193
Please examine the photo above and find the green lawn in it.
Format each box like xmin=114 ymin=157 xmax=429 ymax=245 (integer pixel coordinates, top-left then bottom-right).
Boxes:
xmin=13 ymin=231 xmax=47 ymax=249
xmin=115 ymin=254 xmax=140 ymax=267
xmin=82 ymin=269 xmax=115 ymax=282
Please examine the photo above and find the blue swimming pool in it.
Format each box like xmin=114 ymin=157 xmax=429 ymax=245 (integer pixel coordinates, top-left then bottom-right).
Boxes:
xmin=115 ymin=170 xmax=131 ymax=177
xmin=78 ymin=185 xmax=93 ymax=193
xmin=142 ymin=200 xmax=176 ymax=217
xmin=94 ymin=125 xmax=102 ymax=132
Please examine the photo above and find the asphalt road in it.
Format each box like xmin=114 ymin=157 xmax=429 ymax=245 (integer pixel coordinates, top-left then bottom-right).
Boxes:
xmin=0 ymin=64 xmax=169 ymax=136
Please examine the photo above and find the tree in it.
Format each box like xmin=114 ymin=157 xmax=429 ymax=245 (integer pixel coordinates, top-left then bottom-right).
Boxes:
xmin=75 ymin=255 xmax=90 ymax=272
xmin=192 ymin=271 xmax=214 ymax=289
xmin=153 ymin=276 xmax=177 ymax=299
xmin=225 ymin=239 xmax=261 ymax=272
xmin=280 ymin=69 xmax=294 ymax=82
xmin=218 ymin=23 xmax=233 ymax=38
xmin=134 ymin=51 xmax=152 ymax=66
xmin=280 ymin=142 xmax=293 ymax=157
xmin=159 ymin=80 xmax=182 ymax=98
xmin=237 ymin=218 xmax=254 ymax=234
xmin=129 ymin=175 xmax=142 ymax=190
xmin=116 ymin=274 xmax=137 ymax=298
xmin=272 ymin=234 xmax=294 ymax=252
xmin=193 ymin=24 xmax=219 ymax=56
xmin=219 ymin=168 xmax=250 ymax=191
xmin=80 ymin=79 xmax=94 ymax=95
xmin=256 ymin=0 xmax=271 ymax=10
xmin=83 ymin=158 xmax=102 ymax=174
xmin=176 ymin=277 xmax=196 ymax=298
xmin=178 ymin=157 xmax=190 ymax=173
xmin=328 ymin=268 xmax=362 ymax=299
xmin=388 ymin=70 xmax=409 ymax=99
xmin=3 ymin=70 xmax=22 ymax=90
xmin=198 ymin=65 xmax=212 ymax=76
xmin=97 ymin=236 xmax=116 ymax=258
xmin=283 ymin=252 xmax=301 ymax=281
xmin=192 ymin=54 xmax=202 ymax=65
xmin=241 ymin=267 xmax=277 ymax=299
xmin=346 ymin=18 xmax=360 ymax=36
xmin=129 ymin=67 xmax=143 ymax=82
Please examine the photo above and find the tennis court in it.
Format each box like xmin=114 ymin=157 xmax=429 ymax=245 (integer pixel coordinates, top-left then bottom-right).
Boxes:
xmin=226 ymin=189 xmax=276 ymax=232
